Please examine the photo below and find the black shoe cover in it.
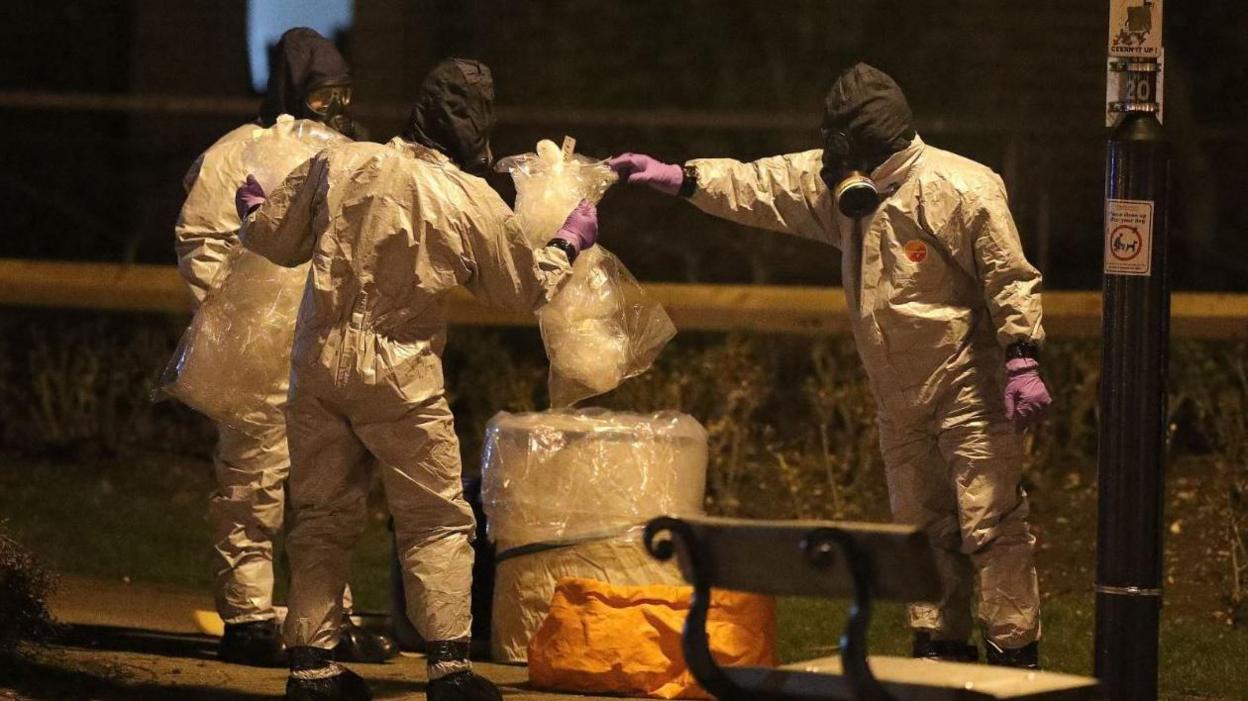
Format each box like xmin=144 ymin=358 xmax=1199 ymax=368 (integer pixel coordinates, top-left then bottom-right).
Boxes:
xmin=285 ymin=668 xmax=372 ymax=701
xmin=219 ymin=619 xmax=286 ymax=667
xmin=912 ymin=631 xmax=979 ymax=663
xmin=426 ymin=671 xmax=502 ymax=701
xmin=985 ymin=640 xmax=1040 ymax=669
xmin=287 ymin=647 xmax=373 ymax=701
xmin=335 ymin=620 xmax=399 ymax=663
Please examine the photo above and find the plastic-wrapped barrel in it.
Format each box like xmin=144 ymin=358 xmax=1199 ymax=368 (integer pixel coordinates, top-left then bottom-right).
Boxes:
xmin=481 ymin=409 xmax=708 ymax=663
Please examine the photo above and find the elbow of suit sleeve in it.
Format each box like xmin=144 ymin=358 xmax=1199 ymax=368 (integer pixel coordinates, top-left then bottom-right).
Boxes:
xmin=174 ymin=249 xmax=210 ymax=305
xmin=175 ymin=233 xmax=234 ymax=298
xmin=460 ymin=189 xmax=575 ymax=312
xmin=978 ymin=250 xmax=1045 ymax=348
xmin=245 ymin=182 xmax=318 ymax=267
xmin=239 ymin=208 xmax=301 ymax=267
xmin=991 ymin=281 xmax=1046 ymax=349
xmin=964 ymin=191 xmax=1044 ymax=348
xmin=245 ymin=158 xmax=320 ymax=267
xmin=980 ymin=239 xmax=1045 ymax=348
xmin=471 ymin=242 xmax=572 ymax=314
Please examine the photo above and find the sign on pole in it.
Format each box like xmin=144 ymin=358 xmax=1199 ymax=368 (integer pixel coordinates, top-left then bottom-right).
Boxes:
xmin=1105 ymin=0 xmax=1164 ymax=126
xmin=1104 ymin=199 xmax=1154 ymax=277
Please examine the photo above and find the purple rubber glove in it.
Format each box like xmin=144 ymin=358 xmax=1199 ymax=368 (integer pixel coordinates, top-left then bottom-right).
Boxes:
xmin=551 ymin=200 xmax=598 ymax=254
xmin=608 ymin=153 xmax=684 ymax=196
xmin=1004 ymin=358 xmax=1052 ymax=430
xmin=234 ymin=174 xmax=267 ymax=222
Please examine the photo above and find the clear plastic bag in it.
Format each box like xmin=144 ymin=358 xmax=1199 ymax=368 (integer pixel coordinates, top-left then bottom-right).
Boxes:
xmin=481 ymin=409 xmax=708 ymax=549
xmin=538 ymin=246 xmax=676 ymax=406
xmin=496 ymin=139 xmax=676 ymax=407
xmin=495 ymin=139 xmax=617 ymax=247
xmin=160 ymin=117 xmax=348 ymax=430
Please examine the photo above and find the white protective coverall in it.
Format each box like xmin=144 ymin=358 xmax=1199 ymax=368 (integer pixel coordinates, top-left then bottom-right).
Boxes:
xmin=242 ymin=137 xmax=572 ymax=650
xmin=685 ymin=135 xmax=1043 ymax=648
xmin=174 ymin=117 xmax=354 ymax=624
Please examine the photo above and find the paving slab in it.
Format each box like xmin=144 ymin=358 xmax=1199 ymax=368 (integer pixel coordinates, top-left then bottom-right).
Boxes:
xmin=0 ymin=575 xmax=618 ymax=700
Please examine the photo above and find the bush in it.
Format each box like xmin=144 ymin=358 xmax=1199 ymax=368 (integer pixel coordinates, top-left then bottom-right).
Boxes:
xmin=1172 ymin=341 xmax=1248 ymax=624
xmin=0 ymin=525 xmax=58 ymax=656
xmin=0 ymin=310 xmax=212 ymax=460
xmin=1 ymin=310 xmax=1245 ymax=624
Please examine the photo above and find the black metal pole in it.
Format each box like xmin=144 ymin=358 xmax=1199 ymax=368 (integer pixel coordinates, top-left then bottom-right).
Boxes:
xmin=1095 ymin=110 xmax=1170 ymax=701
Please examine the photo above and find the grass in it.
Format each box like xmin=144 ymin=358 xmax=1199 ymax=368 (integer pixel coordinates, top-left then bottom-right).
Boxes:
xmin=776 ymin=596 xmax=1248 ymax=699
xmin=2 ymin=453 xmax=1246 ymax=700
xmin=0 ymin=453 xmax=393 ymax=612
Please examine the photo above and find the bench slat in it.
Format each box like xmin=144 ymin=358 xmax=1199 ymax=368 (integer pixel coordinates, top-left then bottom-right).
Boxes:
xmin=724 ymin=656 xmax=1099 ymax=700
xmin=666 ymin=516 xmax=943 ymax=602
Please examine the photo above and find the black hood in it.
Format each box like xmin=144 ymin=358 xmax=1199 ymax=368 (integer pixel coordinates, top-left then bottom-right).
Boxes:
xmin=258 ymin=27 xmax=352 ymax=126
xmin=821 ymin=63 xmax=915 ymax=169
xmin=403 ymin=58 xmax=496 ymax=175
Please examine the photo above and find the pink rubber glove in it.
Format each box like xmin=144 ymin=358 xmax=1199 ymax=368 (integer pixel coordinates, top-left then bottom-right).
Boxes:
xmin=608 ymin=153 xmax=684 ymax=195
xmin=551 ymin=200 xmax=598 ymax=252
xmin=234 ymin=175 xmax=267 ymax=221
xmin=1004 ymin=358 xmax=1052 ymax=429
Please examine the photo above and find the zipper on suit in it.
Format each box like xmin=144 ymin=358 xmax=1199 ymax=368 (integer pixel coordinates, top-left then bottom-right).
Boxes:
xmin=333 ymin=290 xmax=369 ymax=387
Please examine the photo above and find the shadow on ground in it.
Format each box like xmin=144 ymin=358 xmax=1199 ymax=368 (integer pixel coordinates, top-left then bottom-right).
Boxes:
xmin=1 ymin=656 xmax=271 ymax=701
xmin=2 ymin=625 xmax=273 ymax=700
xmin=0 ymin=623 xmax=570 ymax=701
xmin=57 ymin=624 xmax=218 ymax=661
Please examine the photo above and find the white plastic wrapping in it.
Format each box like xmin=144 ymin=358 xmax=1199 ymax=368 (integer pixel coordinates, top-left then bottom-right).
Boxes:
xmin=482 ymin=409 xmax=708 ymax=549
xmin=481 ymin=408 xmax=708 ymax=661
xmin=497 ymin=139 xmax=676 ymax=407
xmin=161 ymin=117 xmax=348 ymax=429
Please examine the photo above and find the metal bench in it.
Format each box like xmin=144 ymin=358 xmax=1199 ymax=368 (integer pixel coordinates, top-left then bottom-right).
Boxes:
xmin=643 ymin=516 xmax=1101 ymax=701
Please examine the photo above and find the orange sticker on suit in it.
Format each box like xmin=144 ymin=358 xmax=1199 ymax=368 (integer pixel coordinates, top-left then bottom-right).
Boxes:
xmin=904 ymin=240 xmax=928 ymax=263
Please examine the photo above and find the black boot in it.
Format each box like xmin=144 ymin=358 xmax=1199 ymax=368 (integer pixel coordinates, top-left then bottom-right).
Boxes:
xmin=286 ymin=646 xmax=373 ymax=701
xmin=335 ymin=616 xmax=399 ymax=663
xmin=985 ymin=640 xmax=1040 ymax=669
xmin=425 ymin=640 xmax=501 ymax=701
xmin=912 ymin=631 xmax=979 ymax=663
xmin=219 ymin=619 xmax=286 ymax=667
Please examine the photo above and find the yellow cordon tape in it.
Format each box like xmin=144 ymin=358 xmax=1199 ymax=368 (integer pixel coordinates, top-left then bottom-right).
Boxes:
xmin=0 ymin=258 xmax=1244 ymax=338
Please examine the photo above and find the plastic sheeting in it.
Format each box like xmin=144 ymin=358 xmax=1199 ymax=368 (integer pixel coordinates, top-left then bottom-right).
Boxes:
xmin=161 ymin=117 xmax=347 ymax=430
xmin=481 ymin=409 xmax=708 ymax=662
xmin=497 ymin=139 xmax=676 ymax=407
xmin=496 ymin=139 xmax=616 ymax=249
xmin=482 ymin=410 xmax=707 ymax=548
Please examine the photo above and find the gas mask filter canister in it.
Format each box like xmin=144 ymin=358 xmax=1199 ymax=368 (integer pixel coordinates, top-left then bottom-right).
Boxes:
xmin=833 ymin=171 xmax=881 ymax=218
xmin=821 ymin=127 xmax=882 ymax=219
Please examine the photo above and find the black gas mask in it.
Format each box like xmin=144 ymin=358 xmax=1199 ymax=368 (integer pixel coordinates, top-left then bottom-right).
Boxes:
xmin=819 ymin=63 xmax=917 ymax=219
xmin=258 ymin=27 xmax=358 ymax=134
xmin=304 ymin=83 xmax=355 ymax=134
xmin=404 ymin=59 xmax=496 ymax=176
xmin=820 ymin=126 xmax=891 ymax=219
xmin=305 ymin=84 xmax=351 ymax=121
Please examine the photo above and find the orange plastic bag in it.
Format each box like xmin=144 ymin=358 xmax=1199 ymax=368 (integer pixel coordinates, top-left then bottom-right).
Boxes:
xmin=528 ymin=577 xmax=776 ymax=699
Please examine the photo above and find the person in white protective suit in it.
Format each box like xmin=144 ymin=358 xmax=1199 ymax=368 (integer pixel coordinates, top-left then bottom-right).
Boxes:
xmin=236 ymin=58 xmax=598 ymax=701
xmin=174 ymin=27 xmax=392 ymax=667
xmin=608 ymin=63 xmax=1052 ymax=669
